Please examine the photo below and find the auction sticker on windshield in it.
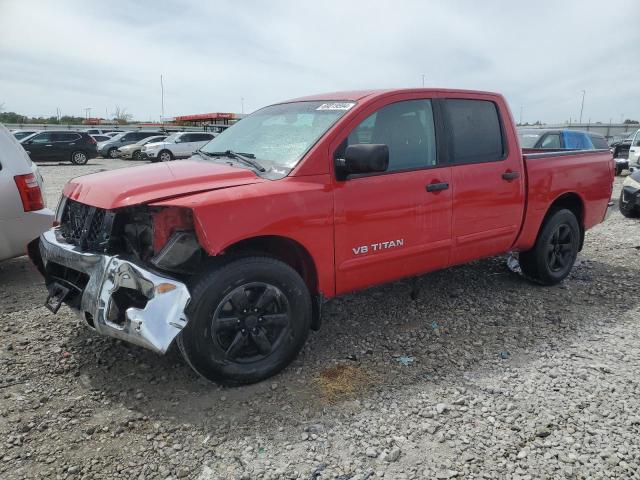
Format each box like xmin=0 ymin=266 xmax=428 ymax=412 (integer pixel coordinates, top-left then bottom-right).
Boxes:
xmin=316 ymin=102 xmax=355 ymax=111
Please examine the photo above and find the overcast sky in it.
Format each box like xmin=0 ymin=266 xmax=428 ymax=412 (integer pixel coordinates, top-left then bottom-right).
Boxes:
xmin=1 ymin=0 xmax=638 ymax=124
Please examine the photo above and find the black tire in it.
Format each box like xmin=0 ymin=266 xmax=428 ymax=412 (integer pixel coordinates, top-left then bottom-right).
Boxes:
xmin=619 ymin=190 xmax=640 ymax=218
xmin=70 ymin=150 xmax=88 ymax=165
xmin=158 ymin=149 xmax=173 ymax=162
xmin=615 ymin=165 xmax=623 ymax=176
xmin=519 ymin=209 xmax=580 ymax=285
xmin=177 ymin=256 xmax=312 ymax=385
xmin=107 ymin=147 xmax=119 ymax=159
xmin=132 ymin=150 xmax=142 ymax=161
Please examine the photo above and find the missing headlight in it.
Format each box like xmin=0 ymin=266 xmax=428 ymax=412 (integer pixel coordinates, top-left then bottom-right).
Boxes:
xmin=151 ymin=231 xmax=202 ymax=272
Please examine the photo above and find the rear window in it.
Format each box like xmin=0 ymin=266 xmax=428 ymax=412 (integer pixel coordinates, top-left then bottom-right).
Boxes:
xmin=444 ymin=99 xmax=504 ymax=164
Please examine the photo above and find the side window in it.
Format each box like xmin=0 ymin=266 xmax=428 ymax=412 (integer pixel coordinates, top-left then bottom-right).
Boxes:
xmin=179 ymin=134 xmax=193 ymax=143
xmin=634 ymin=132 xmax=640 ymax=147
xmin=540 ymin=133 xmax=561 ymax=149
xmin=444 ymin=99 xmax=504 ymax=164
xmin=345 ymin=99 xmax=437 ymax=172
xmin=53 ymin=133 xmax=80 ymax=142
xmin=563 ymin=131 xmax=592 ymax=150
xmin=193 ymin=133 xmax=214 ymax=142
xmin=30 ymin=133 xmax=52 ymax=143
xmin=589 ymin=135 xmax=609 ymax=149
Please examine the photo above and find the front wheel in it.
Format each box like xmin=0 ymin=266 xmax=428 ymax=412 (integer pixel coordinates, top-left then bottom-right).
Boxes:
xmin=70 ymin=150 xmax=88 ymax=165
xmin=177 ymin=257 xmax=312 ymax=385
xmin=132 ymin=150 xmax=142 ymax=161
xmin=107 ymin=147 xmax=119 ymax=159
xmin=158 ymin=150 xmax=173 ymax=162
xmin=519 ymin=209 xmax=580 ymax=285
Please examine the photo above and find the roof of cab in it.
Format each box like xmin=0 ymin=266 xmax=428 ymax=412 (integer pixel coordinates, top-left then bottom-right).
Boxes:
xmin=282 ymin=88 xmax=502 ymax=104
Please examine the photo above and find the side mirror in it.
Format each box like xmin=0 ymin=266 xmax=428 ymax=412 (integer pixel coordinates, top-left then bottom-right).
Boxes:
xmin=336 ymin=144 xmax=389 ymax=176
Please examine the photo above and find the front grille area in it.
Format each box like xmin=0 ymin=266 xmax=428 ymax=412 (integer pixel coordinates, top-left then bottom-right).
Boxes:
xmin=59 ymin=199 xmax=113 ymax=252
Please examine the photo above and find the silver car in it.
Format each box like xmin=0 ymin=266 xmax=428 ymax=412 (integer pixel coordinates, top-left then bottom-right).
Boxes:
xmin=0 ymin=125 xmax=54 ymax=261
xmin=117 ymin=135 xmax=167 ymax=160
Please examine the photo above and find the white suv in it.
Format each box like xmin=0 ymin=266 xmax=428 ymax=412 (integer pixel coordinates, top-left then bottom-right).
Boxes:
xmin=141 ymin=132 xmax=215 ymax=162
xmin=0 ymin=125 xmax=54 ymax=261
xmin=629 ymin=130 xmax=640 ymax=170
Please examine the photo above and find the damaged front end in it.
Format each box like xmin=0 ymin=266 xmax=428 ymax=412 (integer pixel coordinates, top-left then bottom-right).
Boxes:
xmin=30 ymin=197 xmax=203 ymax=354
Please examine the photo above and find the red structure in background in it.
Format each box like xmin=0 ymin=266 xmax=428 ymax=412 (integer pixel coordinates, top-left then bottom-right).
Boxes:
xmin=173 ymin=112 xmax=238 ymax=125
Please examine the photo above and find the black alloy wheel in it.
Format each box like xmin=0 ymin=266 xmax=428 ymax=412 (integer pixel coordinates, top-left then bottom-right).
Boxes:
xmin=178 ymin=256 xmax=312 ymax=385
xmin=519 ymin=209 xmax=580 ymax=285
xmin=545 ymin=224 xmax=574 ymax=273
xmin=212 ymin=282 xmax=291 ymax=362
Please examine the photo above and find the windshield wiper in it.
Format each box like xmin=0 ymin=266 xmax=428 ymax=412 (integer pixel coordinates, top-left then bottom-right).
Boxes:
xmin=208 ymin=150 xmax=266 ymax=172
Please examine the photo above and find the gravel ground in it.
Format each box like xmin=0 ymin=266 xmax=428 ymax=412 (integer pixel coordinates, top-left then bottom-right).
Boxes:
xmin=1 ymin=159 xmax=638 ymax=479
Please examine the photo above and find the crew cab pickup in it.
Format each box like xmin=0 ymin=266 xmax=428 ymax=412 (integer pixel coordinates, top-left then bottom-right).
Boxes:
xmin=29 ymin=89 xmax=614 ymax=385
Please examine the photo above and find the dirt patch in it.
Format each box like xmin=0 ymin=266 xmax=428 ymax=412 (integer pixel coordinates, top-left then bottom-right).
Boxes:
xmin=314 ymin=363 xmax=377 ymax=403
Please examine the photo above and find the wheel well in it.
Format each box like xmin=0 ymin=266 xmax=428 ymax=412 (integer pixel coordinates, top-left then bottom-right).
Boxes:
xmin=546 ymin=192 xmax=585 ymax=250
xmin=224 ymin=236 xmax=318 ymax=294
xmin=222 ymin=236 xmax=322 ymax=329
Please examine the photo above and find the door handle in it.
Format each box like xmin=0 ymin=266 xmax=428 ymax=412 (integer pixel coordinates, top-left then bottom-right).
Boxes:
xmin=426 ymin=182 xmax=449 ymax=192
xmin=45 ymin=144 xmax=53 ymax=147
xmin=502 ymin=171 xmax=520 ymax=181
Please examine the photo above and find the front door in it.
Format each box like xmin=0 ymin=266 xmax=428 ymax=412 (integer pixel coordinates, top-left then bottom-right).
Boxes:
xmin=23 ymin=132 xmax=54 ymax=161
xmin=442 ymin=97 xmax=525 ymax=265
xmin=333 ymin=97 xmax=452 ymax=294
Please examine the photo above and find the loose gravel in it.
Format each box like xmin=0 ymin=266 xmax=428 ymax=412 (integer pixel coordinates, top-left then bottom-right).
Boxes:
xmin=0 ymin=158 xmax=638 ymax=479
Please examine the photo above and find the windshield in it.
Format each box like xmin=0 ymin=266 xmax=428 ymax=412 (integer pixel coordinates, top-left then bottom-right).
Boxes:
xmin=200 ymin=101 xmax=355 ymax=177
xmin=518 ymin=131 xmax=542 ymax=148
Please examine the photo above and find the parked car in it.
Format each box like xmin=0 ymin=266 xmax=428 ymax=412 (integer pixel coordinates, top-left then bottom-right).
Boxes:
xmin=12 ymin=130 xmax=40 ymax=141
xmin=0 ymin=125 xmax=54 ymax=261
xmin=140 ymin=132 xmax=215 ymax=162
xmin=619 ymin=169 xmax=640 ymax=218
xmin=117 ymin=135 xmax=167 ymax=160
xmin=627 ymin=129 xmax=640 ymax=170
xmin=97 ymin=131 xmax=164 ymax=158
xmin=21 ymin=131 xmax=98 ymax=165
xmin=91 ymin=134 xmax=111 ymax=143
xmin=29 ymin=89 xmax=613 ymax=385
xmin=610 ymin=130 xmax=638 ymax=159
xmin=517 ymin=128 xmax=608 ymax=150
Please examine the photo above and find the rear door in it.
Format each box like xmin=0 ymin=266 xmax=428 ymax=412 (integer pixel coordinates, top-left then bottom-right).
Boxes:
xmin=52 ymin=132 xmax=82 ymax=161
xmin=444 ymin=97 xmax=525 ymax=265
xmin=333 ymin=96 xmax=452 ymax=294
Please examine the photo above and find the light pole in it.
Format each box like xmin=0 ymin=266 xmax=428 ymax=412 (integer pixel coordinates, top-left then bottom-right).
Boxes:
xmin=519 ymin=106 xmax=523 ymax=125
xmin=579 ymin=90 xmax=585 ymax=124
xmin=160 ymin=74 xmax=165 ymax=126
xmin=421 ymin=74 xmax=426 ymax=87
xmin=241 ymin=97 xmax=244 ymax=114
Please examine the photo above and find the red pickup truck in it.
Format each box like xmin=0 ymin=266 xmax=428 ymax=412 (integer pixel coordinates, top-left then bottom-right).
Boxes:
xmin=30 ymin=89 xmax=613 ymax=385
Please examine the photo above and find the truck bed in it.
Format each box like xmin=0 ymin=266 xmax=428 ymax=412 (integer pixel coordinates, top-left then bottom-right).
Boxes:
xmin=514 ymin=149 xmax=614 ymax=251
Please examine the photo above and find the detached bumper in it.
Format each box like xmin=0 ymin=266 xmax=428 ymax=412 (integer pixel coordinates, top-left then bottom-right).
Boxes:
xmin=35 ymin=229 xmax=191 ymax=354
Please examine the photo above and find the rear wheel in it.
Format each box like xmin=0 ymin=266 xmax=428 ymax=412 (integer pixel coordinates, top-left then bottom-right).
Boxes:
xmin=159 ymin=150 xmax=173 ymax=162
xmin=519 ymin=209 xmax=580 ymax=285
xmin=70 ymin=150 xmax=88 ymax=165
xmin=619 ymin=190 xmax=640 ymax=218
xmin=177 ymin=257 xmax=312 ymax=385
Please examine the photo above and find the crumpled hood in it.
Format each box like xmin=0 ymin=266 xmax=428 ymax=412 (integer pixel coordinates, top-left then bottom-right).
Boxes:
xmin=63 ymin=159 xmax=265 ymax=209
